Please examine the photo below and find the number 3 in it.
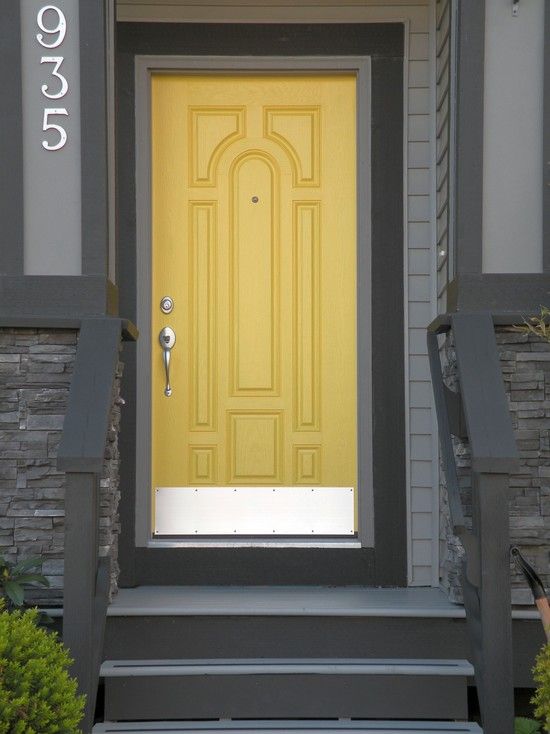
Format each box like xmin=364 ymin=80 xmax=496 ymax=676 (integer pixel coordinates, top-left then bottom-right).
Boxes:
xmin=40 ymin=57 xmax=68 ymax=99
xmin=42 ymin=108 xmax=68 ymax=151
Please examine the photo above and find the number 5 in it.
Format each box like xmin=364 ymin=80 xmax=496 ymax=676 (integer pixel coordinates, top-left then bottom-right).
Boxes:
xmin=42 ymin=108 xmax=68 ymax=151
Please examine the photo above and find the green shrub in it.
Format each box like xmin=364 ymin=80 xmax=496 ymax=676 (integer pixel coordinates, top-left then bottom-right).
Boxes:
xmin=0 ymin=556 xmax=49 ymax=609
xmin=0 ymin=605 xmax=85 ymax=733
xmin=515 ymin=717 xmax=542 ymax=734
xmin=533 ymin=642 xmax=550 ymax=732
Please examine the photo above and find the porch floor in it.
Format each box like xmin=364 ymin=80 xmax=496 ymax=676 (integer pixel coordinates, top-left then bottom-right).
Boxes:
xmin=102 ymin=586 xmax=537 ymax=619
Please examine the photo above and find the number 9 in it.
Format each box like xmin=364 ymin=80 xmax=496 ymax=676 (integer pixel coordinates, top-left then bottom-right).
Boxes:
xmin=36 ymin=5 xmax=66 ymax=49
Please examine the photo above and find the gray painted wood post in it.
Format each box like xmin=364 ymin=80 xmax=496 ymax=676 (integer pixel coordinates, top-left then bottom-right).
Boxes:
xmin=475 ymin=473 xmax=514 ymax=734
xmin=430 ymin=313 xmax=519 ymax=733
xmin=58 ymin=318 xmax=124 ymax=732
xmin=63 ymin=471 xmax=100 ymax=732
xmin=0 ymin=2 xmax=24 ymax=274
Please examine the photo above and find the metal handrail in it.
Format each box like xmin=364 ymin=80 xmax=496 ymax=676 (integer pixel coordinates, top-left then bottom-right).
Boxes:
xmin=57 ymin=317 xmax=132 ymax=733
xmin=428 ymin=311 xmax=519 ymax=734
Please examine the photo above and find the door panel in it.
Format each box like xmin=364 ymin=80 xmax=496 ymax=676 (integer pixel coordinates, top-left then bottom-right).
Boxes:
xmin=151 ymin=74 xmax=357 ymax=536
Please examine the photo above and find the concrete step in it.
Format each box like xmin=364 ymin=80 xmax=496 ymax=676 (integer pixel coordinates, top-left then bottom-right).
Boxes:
xmin=93 ymin=720 xmax=483 ymax=734
xmin=101 ymin=658 xmax=473 ymax=721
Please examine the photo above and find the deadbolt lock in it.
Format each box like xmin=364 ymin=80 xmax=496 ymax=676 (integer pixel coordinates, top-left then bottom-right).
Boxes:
xmin=160 ymin=296 xmax=174 ymax=314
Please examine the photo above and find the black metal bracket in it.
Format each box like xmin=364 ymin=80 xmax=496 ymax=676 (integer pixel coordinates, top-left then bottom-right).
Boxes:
xmin=511 ymin=546 xmax=548 ymax=600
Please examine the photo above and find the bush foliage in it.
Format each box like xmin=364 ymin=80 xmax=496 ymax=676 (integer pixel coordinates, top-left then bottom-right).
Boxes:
xmin=0 ymin=556 xmax=49 ymax=609
xmin=533 ymin=642 xmax=550 ymax=732
xmin=0 ymin=605 xmax=85 ymax=733
xmin=514 ymin=307 xmax=550 ymax=344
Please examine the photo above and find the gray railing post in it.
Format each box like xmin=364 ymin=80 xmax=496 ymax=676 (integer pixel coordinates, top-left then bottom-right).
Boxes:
xmin=429 ymin=312 xmax=519 ymax=734
xmin=474 ymin=472 xmax=514 ymax=734
xmin=453 ymin=313 xmax=518 ymax=734
xmin=63 ymin=472 xmax=101 ymax=732
xmin=58 ymin=317 xmax=124 ymax=733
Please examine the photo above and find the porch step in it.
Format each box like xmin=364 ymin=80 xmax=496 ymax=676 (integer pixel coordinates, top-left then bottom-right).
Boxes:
xmin=101 ymin=658 xmax=473 ymax=677
xmin=100 ymin=658 xmax=473 ymax=721
xmin=92 ymin=721 xmax=483 ymax=733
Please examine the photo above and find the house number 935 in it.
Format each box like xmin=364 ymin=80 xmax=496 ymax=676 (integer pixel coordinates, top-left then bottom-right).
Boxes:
xmin=37 ymin=5 xmax=69 ymax=151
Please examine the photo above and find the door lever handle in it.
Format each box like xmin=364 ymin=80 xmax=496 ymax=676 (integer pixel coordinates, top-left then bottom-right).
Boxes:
xmin=159 ymin=327 xmax=176 ymax=396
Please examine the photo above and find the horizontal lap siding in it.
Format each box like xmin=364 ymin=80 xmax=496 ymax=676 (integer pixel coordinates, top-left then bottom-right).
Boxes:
xmin=407 ymin=6 xmax=436 ymax=586
xmin=115 ymin=0 xmax=438 ymax=587
xmin=409 ymin=0 xmax=450 ymax=587
xmin=436 ymin=0 xmax=451 ymax=314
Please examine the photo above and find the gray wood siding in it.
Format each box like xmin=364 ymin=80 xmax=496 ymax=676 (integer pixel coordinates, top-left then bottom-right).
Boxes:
xmin=436 ymin=0 xmax=451 ymax=314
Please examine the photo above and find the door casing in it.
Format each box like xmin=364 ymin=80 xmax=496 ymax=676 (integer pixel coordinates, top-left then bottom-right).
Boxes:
xmin=134 ymin=56 xmax=372 ymax=548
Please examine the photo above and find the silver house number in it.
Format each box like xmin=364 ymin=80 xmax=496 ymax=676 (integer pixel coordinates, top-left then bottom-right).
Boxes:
xmin=37 ymin=6 xmax=69 ymax=151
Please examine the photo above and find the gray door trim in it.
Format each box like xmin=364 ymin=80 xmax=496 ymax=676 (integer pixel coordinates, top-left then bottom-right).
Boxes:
xmin=1 ymin=3 xmax=24 ymax=275
xmin=79 ymin=0 xmax=110 ymax=276
xmin=134 ymin=55 xmax=373 ymax=548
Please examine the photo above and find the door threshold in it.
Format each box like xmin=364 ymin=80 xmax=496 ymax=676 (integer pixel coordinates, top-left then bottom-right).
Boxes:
xmin=145 ymin=539 xmax=363 ymax=549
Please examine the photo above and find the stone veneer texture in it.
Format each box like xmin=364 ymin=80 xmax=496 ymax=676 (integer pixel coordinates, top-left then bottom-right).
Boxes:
xmin=0 ymin=329 xmax=122 ymax=605
xmin=441 ymin=329 xmax=550 ymax=604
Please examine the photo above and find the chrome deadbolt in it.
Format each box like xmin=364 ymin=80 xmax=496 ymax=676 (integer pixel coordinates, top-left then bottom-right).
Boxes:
xmin=160 ymin=296 xmax=174 ymax=314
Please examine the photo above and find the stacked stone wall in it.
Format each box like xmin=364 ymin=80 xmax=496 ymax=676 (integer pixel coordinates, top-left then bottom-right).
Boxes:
xmin=440 ymin=328 xmax=550 ymax=604
xmin=0 ymin=328 xmax=122 ymax=605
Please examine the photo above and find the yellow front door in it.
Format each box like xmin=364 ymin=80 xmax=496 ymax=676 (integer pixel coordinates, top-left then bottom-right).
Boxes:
xmin=151 ymin=73 xmax=358 ymax=536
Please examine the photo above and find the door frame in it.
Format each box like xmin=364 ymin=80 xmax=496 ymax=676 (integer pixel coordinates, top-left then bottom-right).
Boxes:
xmin=134 ymin=55 xmax=373 ymax=548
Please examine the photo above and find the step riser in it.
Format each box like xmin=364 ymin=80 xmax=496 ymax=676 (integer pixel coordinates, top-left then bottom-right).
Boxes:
xmin=104 ymin=616 xmax=468 ymax=661
xmin=104 ymin=675 xmax=468 ymax=721
xmin=104 ymin=614 xmax=541 ymax=689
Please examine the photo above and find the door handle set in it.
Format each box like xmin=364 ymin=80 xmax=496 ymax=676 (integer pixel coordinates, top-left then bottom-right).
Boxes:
xmin=159 ymin=326 xmax=176 ymax=397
